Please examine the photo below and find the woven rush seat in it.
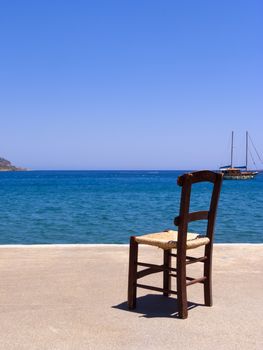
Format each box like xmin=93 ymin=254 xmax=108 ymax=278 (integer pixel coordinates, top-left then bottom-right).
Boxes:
xmin=135 ymin=230 xmax=210 ymax=250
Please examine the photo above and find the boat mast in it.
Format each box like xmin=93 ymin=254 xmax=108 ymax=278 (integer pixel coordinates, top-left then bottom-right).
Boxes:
xmin=231 ymin=131 xmax=234 ymax=168
xmin=246 ymin=131 xmax=248 ymax=171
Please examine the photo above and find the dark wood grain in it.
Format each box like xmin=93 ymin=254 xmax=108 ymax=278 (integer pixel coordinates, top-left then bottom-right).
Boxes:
xmin=163 ymin=249 xmax=172 ymax=296
xmin=128 ymin=236 xmax=138 ymax=309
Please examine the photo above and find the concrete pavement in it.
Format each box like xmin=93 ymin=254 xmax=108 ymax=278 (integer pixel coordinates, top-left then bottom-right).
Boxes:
xmin=0 ymin=244 xmax=262 ymax=350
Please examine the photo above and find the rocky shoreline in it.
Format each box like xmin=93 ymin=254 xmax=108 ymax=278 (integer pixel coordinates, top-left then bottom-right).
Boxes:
xmin=0 ymin=157 xmax=27 ymax=171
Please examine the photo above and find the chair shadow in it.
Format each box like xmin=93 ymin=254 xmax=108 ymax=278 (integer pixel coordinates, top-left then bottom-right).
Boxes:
xmin=112 ymin=294 xmax=201 ymax=319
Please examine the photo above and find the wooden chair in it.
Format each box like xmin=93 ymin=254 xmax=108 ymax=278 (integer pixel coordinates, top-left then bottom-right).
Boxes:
xmin=127 ymin=170 xmax=223 ymax=319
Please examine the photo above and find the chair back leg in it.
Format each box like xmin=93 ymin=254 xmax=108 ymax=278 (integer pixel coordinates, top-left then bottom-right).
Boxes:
xmin=128 ymin=236 xmax=138 ymax=309
xmin=204 ymin=244 xmax=213 ymax=306
xmin=176 ymin=255 xmax=188 ymax=319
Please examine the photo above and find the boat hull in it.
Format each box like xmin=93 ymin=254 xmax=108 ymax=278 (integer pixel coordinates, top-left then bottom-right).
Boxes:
xmin=222 ymin=171 xmax=258 ymax=180
xmin=223 ymin=174 xmax=257 ymax=180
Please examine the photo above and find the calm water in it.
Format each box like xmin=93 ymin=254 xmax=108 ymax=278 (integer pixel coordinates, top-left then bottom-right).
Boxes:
xmin=0 ymin=171 xmax=262 ymax=244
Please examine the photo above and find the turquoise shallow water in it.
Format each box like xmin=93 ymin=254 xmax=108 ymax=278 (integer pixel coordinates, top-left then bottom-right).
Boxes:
xmin=0 ymin=170 xmax=262 ymax=244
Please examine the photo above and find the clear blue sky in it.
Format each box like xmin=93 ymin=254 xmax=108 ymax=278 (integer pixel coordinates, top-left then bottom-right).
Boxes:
xmin=0 ymin=0 xmax=262 ymax=170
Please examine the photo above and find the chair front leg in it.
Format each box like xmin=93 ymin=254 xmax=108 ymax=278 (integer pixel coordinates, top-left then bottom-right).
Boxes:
xmin=128 ymin=236 xmax=138 ymax=309
xmin=204 ymin=245 xmax=213 ymax=306
xmin=163 ymin=249 xmax=171 ymax=296
xmin=177 ymin=256 xmax=188 ymax=319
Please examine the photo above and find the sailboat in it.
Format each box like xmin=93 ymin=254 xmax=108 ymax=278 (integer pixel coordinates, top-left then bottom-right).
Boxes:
xmin=220 ymin=131 xmax=258 ymax=180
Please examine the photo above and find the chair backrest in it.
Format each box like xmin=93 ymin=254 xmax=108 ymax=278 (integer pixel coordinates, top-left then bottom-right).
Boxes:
xmin=174 ymin=170 xmax=223 ymax=252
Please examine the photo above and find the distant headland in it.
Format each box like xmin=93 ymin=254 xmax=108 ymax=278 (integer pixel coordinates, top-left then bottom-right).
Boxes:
xmin=0 ymin=157 xmax=27 ymax=171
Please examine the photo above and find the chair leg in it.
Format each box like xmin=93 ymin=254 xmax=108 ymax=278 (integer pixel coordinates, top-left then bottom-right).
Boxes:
xmin=128 ymin=236 xmax=138 ymax=309
xmin=204 ymin=256 xmax=213 ymax=306
xmin=177 ymin=257 xmax=188 ymax=319
xmin=163 ymin=249 xmax=171 ymax=296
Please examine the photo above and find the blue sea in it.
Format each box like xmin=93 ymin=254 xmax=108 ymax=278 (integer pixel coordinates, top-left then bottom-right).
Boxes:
xmin=0 ymin=171 xmax=262 ymax=244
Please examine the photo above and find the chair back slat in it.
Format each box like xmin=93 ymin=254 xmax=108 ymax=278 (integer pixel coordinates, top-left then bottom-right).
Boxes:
xmin=188 ymin=210 xmax=209 ymax=223
xmin=177 ymin=170 xmax=219 ymax=186
xmin=174 ymin=211 xmax=209 ymax=226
